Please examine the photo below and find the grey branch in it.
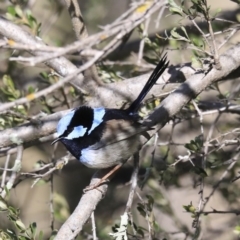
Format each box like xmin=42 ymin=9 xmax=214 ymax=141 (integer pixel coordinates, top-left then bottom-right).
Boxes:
xmin=1 ymin=43 xmax=240 ymax=150
xmin=0 ymin=68 xmax=180 ymax=150
xmin=54 ymin=170 xmax=109 ymax=240
xmin=0 ymin=17 xmax=84 ymax=89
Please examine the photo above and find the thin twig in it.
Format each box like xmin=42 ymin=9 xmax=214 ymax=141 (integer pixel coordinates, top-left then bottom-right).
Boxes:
xmin=138 ymin=17 xmax=151 ymax=65
xmin=125 ymin=153 xmax=140 ymax=213
xmin=9 ymin=0 xmax=165 ymax=66
xmin=0 ymin=50 xmax=102 ymax=112
xmin=91 ymin=212 xmax=97 ymax=240
xmin=203 ymin=152 xmax=240 ymax=209
xmin=1 ymin=145 xmax=23 ymax=198
xmin=218 ymin=28 xmax=238 ymax=50
xmin=1 ymin=154 xmax=11 ymax=188
xmin=64 ymin=0 xmax=102 ymax=85
xmin=190 ymin=18 xmax=211 ymax=52
xmin=50 ymin=173 xmax=54 ymax=231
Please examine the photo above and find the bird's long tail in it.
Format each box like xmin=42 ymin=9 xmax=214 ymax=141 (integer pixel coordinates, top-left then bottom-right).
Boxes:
xmin=127 ymin=53 xmax=169 ymax=114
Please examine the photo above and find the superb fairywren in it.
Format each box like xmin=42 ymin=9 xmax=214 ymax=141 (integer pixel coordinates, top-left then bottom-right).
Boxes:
xmin=52 ymin=54 xmax=169 ymax=171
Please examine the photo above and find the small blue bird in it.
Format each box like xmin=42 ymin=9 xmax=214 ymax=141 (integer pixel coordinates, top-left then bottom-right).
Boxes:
xmin=52 ymin=54 xmax=169 ymax=171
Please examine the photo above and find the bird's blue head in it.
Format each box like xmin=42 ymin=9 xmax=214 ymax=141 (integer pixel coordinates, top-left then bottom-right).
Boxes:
xmin=52 ymin=106 xmax=106 ymax=144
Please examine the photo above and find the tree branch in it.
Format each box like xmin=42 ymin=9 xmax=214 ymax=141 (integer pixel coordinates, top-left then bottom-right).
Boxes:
xmin=1 ymin=43 xmax=240 ymax=150
xmin=0 ymin=16 xmax=84 ymax=89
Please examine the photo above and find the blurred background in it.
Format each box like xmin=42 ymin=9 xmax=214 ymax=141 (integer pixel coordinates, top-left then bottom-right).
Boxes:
xmin=1 ymin=0 xmax=240 ymax=239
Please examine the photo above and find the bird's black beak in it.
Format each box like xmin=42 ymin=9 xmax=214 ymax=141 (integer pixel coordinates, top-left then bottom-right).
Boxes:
xmin=51 ymin=138 xmax=60 ymax=145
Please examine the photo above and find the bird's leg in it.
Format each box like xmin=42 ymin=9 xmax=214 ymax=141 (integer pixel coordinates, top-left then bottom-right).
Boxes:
xmin=84 ymin=163 xmax=123 ymax=192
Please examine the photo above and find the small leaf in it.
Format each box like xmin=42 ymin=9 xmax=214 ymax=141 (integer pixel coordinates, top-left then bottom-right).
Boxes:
xmin=195 ymin=135 xmax=204 ymax=149
xmin=0 ymin=200 xmax=8 ymax=211
xmin=181 ymin=26 xmax=189 ymax=40
xmin=170 ymin=28 xmax=190 ymax=42
xmin=191 ymin=35 xmax=205 ymax=48
xmin=183 ymin=203 xmax=196 ymax=213
xmin=7 ymin=6 xmax=16 ymax=16
xmin=185 ymin=142 xmax=198 ymax=152
xmin=14 ymin=5 xmax=24 ymax=18
xmin=8 ymin=206 xmax=19 ymax=217
xmin=213 ymin=8 xmax=222 ymax=18
xmin=137 ymin=204 xmax=146 ymax=217
xmin=38 ymin=230 xmax=44 ymax=240
xmin=3 ymin=75 xmax=14 ymax=90
xmin=234 ymin=225 xmax=240 ymax=235
xmin=191 ymin=56 xmax=203 ymax=69
xmin=27 ymin=86 xmax=36 ymax=94
xmin=26 ymin=11 xmax=37 ymax=29
xmin=146 ymin=195 xmax=154 ymax=205
xmin=168 ymin=0 xmax=183 ymax=16
xmin=30 ymin=222 xmax=37 ymax=236
xmin=15 ymin=219 xmax=26 ymax=231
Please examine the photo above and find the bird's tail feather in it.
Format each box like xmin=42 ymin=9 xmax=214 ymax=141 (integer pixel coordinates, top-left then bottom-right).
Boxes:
xmin=127 ymin=53 xmax=169 ymax=114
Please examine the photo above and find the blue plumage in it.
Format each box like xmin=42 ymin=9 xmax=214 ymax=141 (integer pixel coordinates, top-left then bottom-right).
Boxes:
xmin=65 ymin=125 xmax=87 ymax=139
xmin=56 ymin=110 xmax=75 ymax=136
xmin=89 ymin=108 xmax=106 ymax=133
xmin=56 ymin=107 xmax=105 ymax=140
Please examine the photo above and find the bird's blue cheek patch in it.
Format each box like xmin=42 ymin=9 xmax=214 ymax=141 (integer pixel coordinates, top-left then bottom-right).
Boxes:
xmin=57 ymin=111 xmax=75 ymax=136
xmin=89 ymin=108 xmax=105 ymax=133
xmin=65 ymin=125 xmax=87 ymax=139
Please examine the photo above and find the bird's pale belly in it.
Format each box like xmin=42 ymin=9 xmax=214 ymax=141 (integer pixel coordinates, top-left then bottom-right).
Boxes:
xmin=80 ymin=135 xmax=140 ymax=168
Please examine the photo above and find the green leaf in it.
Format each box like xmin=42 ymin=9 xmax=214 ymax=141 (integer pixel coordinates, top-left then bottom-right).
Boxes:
xmin=26 ymin=11 xmax=37 ymax=29
xmin=30 ymin=222 xmax=37 ymax=236
xmin=38 ymin=230 xmax=44 ymax=240
xmin=3 ymin=75 xmax=14 ymax=90
xmin=15 ymin=219 xmax=26 ymax=231
xmin=19 ymin=236 xmax=30 ymax=240
xmin=185 ymin=135 xmax=204 ymax=153
xmin=183 ymin=203 xmax=196 ymax=213
xmin=213 ymin=8 xmax=222 ymax=18
xmin=195 ymin=135 xmax=204 ymax=148
xmin=191 ymin=35 xmax=205 ymax=48
xmin=7 ymin=6 xmax=17 ymax=16
xmin=137 ymin=204 xmax=146 ymax=217
xmin=0 ymin=199 xmax=8 ymax=211
xmin=146 ymin=195 xmax=154 ymax=211
xmin=27 ymin=86 xmax=36 ymax=94
xmin=234 ymin=225 xmax=240 ymax=235
xmin=5 ymin=229 xmax=18 ymax=240
xmin=185 ymin=141 xmax=198 ymax=152
xmin=8 ymin=206 xmax=19 ymax=217
xmin=191 ymin=56 xmax=203 ymax=69
xmin=147 ymin=195 xmax=154 ymax=204
xmin=191 ymin=0 xmax=200 ymax=4
xmin=170 ymin=28 xmax=190 ymax=42
xmin=168 ymin=0 xmax=183 ymax=16
xmin=14 ymin=5 xmax=24 ymax=18
xmin=181 ymin=26 xmax=190 ymax=40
